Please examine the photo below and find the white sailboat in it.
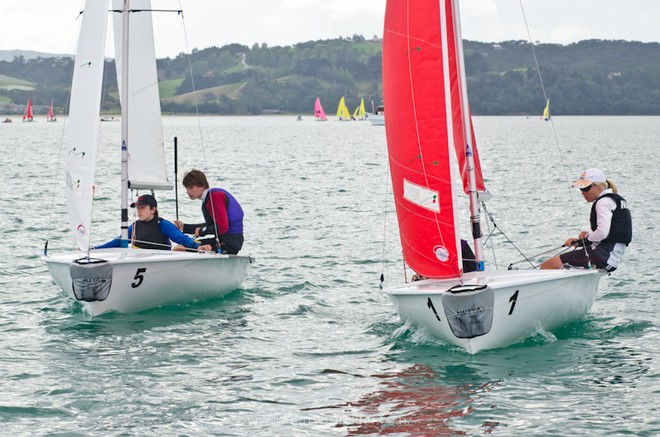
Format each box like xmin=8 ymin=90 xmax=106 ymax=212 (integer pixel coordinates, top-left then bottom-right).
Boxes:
xmin=369 ymin=104 xmax=385 ymax=126
xmin=381 ymin=0 xmax=602 ymax=353
xmin=42 ymin=0 xmax=252 ymax=316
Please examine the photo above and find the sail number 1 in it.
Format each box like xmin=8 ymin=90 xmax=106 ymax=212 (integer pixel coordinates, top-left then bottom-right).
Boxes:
xmin=131 ymin=268 xmax=147 ymax=288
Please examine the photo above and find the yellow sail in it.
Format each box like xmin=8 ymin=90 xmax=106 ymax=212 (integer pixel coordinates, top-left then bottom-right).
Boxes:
xmin=353 ymin=98 xmax=366 ymax=119
xmin=543 ymin=98 xmax=551 ymax=121
xmin=337 ymin=96 xmax=351 ymax=120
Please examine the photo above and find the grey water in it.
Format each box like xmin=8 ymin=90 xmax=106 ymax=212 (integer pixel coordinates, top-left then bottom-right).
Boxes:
xmin=0 ymin=115 xmax=658 ymax=435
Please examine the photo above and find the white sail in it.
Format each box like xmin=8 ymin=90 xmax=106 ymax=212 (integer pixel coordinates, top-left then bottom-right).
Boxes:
xmin=65 ymin=0 xmax=110 ymax=250
xmin=112 ymin=0 xmax=172 ymax=190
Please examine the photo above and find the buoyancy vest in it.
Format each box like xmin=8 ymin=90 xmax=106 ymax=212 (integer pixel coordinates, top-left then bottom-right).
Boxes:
xmin=133 ymin=217 xmax=170 ymax=250
xmin=202 ymin=188 xmax=244 ymax=235
xmin=590 ymin=193 xmax=632 ymax=245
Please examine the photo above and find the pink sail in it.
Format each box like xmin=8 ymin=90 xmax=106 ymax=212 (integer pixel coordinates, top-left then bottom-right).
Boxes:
xmin=383 ymin=0 xmax=485 ymax=278
xmin=314 ymin=97 xmax=327 ymax=121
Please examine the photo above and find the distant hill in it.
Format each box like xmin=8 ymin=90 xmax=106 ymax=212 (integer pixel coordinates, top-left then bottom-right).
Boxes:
xmin=1 ymin=37 xmax=659 ymax=115
xmin=0 ymin=49 xmax=71 ymax=62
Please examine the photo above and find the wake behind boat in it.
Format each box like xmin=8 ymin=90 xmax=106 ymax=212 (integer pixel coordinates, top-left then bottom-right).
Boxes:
xmin=43 ymin=0 xmax=252 ymax=316
xmin=381 ymin=0 xmax=602 ymax=353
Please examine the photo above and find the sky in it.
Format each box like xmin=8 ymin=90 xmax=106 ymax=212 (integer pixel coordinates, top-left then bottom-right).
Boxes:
xmin=1 ymin=0 xmax=658 ymax=58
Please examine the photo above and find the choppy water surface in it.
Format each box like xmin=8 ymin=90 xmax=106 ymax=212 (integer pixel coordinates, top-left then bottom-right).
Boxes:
xmin=0 ymin=116 xmax=657 ymax=435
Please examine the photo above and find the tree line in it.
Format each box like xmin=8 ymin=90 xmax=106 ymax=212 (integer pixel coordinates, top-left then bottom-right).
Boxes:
xmin=1 ymin=37 xmax=658 ymax=115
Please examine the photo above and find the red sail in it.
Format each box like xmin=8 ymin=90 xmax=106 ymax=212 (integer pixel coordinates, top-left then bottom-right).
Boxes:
xmin=23 ymin=99 xmax=34 ymax=121
xmin=383 ymin=0 xmax=482 ymax=278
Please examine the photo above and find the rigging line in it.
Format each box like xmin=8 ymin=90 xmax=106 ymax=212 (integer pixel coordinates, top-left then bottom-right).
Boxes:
xmin=176 ymin=0 xmax=207 ymax=165
xmin=379 ymin=160 xmax=391 ymax=290
xmin=482 ymin=203 xmax=536 ymax=269
xmin=519 ymin=0 xmax=582 ymax=230
xmin=480 ymin=201 xmax=498 ymax=270
xmin=45 ymin=10 xmax=83 ymax=249
xmin=508 ymin=245 xmax=570 ymax=268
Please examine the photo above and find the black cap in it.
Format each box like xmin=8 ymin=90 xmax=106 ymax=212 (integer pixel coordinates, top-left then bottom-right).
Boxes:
xmin=130 ymin=194 xmax=157 ymax=208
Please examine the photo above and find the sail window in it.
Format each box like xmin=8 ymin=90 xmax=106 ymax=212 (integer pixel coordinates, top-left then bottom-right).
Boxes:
xmin=403 ymin=179 xmax=440 ymax=212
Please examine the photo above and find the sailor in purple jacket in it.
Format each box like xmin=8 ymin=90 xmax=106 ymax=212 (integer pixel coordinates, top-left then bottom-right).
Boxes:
xmin=173 ymin=169 xmax=244 ymax=254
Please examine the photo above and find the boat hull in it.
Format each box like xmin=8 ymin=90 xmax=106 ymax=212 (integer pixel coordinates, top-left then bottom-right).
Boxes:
xmin=386 ymin=269 xmax=602 ymax=354
xmin=369 ymin=114 xmax=385 ymax=126
xmin=43 ymin=248 xmax=252 ymax=316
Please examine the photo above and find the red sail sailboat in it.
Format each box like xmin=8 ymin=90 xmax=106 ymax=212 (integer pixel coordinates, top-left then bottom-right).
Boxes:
xmin=382 ymin=0 xmax=603 ymax=353
xmin=22 ymin=99 xmax=34 ymax=122
xmin=46 ymin=100 xmax=57 ymax=122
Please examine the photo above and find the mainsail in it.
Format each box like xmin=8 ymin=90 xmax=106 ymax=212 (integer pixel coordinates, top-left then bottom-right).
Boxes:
xmin=383 ymin=0 xmax=485 ymax=278
xmin=543 ymin=98 xmax=551 ymax=121
xmin=314 ymin=97 xmax=327 ymax=121
xmin=353 ymin=98 xmax=366 ymax=119
xmin=336 ymin=96 xmax=351 ymax=120
xmin=22 ymin=99 xmax=34 ymax=121
xmin=112 ymin=0 xmax=172 ymax=191
xmin=65 ymin=0 xmax=110 ymax=250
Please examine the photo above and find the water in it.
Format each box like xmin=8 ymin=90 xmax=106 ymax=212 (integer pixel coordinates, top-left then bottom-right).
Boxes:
xmin=1 ymin=116 xmax=658 ymax=435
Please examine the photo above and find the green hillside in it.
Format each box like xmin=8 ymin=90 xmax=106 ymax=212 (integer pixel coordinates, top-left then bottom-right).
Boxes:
xmin=1 ymin=37 xmax=659 ymax=115
xmin=0 ymin=73 xmax=35 ymax=91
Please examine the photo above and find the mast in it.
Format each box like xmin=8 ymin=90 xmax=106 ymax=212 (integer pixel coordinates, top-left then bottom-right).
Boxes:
xmin=120 ymin=0 xmax=130 ymax=247
xmin=452 ymin=0 xmax=484 ymax=270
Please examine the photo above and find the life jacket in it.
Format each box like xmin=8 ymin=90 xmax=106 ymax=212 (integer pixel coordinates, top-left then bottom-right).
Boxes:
xmin=202 ymin=188 xmax=244 ymax=235
xmin=590 ymin=193 xmax=632 ymax=246
xmin=132 ymin=217 xmax=170 ymax=250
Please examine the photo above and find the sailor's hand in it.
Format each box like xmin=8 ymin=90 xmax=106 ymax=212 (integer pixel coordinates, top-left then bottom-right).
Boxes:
xmin=197 ymin=244 xmax=212 ymax=252
xmin=173 ymin=220 xmax=184 ymax=231
xmin=577 ymin=231 xmax=589 ymax=240
xmin=564 ymin=238 xmax=577 ymax=247
xmin=194 ymin=227 xmax=200 ymax=237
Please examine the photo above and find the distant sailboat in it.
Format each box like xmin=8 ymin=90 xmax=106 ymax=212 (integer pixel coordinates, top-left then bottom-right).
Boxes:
xmin=353 ymin=98 xmax=366 ymax=120
xmin=336 ymin=96 xmax=351 ymax=121
xmin=22 ymin=99 xmax=34 ymax=122
xmin=369 ymin=104 xmax=385 ymax=126
xmin=543 ymin=98 xmax=551 ymax=121
xmin=46 ymin=100 xmax=57 ymax=122
xmin=314 ymin=97 xmax=327 ymax=121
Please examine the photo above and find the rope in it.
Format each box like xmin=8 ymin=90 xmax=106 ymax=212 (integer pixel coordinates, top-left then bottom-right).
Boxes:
xmin=518 ymin=0 xmax=591 ymax=264
xmin=176 ymin=0 xmax=207 ymax=165
xmin=379 ymin=163 xmax=391 ymax=290
xmin=44 ymin=10 xmax=84 ymax=252
xmin=480 ymin=203 xmax=536 ymax=269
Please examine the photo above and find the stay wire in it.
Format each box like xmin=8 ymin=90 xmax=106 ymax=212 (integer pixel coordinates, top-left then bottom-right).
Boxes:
xmin=176 ymin=1 xmax=207 ymax=166
xmin=45 ymin=10 xmax=84 ymax=253
xmin=379 ymin=162 xmax=391 ymax=290
xmin=519 ymin=0 xmax=589 ymax=261
xmin=481 ymin=202 xmax=536 ymax=269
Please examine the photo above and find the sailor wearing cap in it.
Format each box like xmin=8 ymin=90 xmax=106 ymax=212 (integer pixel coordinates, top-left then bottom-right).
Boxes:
xmin=541 ymin=168 xmax=632 ymax=272
xmin=94 ymin=194 xmax=212 ymax=252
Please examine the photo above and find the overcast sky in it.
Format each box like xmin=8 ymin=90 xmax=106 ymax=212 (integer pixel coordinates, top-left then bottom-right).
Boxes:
xmin=1 ymin=0 xmax=658 ymax=58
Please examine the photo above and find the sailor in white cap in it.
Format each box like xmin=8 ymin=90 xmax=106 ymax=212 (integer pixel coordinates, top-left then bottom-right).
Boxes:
xmin=540 ymin=168 xmax=632 ymax=272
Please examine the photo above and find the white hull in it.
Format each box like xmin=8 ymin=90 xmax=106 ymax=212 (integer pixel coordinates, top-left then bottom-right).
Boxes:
xmin=386 ymin=269 xmax=603 ymax=354
xmin=43 ymin=248 xmax=252 ymax=316
xmin=369 ymin=114 xmax=385 ymax=126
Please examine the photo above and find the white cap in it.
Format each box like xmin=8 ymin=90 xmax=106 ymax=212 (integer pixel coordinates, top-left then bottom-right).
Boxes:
xmin=574 ymin=168 xmax=606 ymax=189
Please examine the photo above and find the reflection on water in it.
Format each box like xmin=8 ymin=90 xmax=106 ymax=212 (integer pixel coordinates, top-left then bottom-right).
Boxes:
xmin=304 ymin=364 xmax=500 ymax=435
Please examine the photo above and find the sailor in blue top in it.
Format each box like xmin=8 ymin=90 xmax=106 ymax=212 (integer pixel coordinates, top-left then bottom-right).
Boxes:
xmin=541 ymin=168 xmax=632 ymax=272
xmin=94 ymin=194 xmax=212 ymax=252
